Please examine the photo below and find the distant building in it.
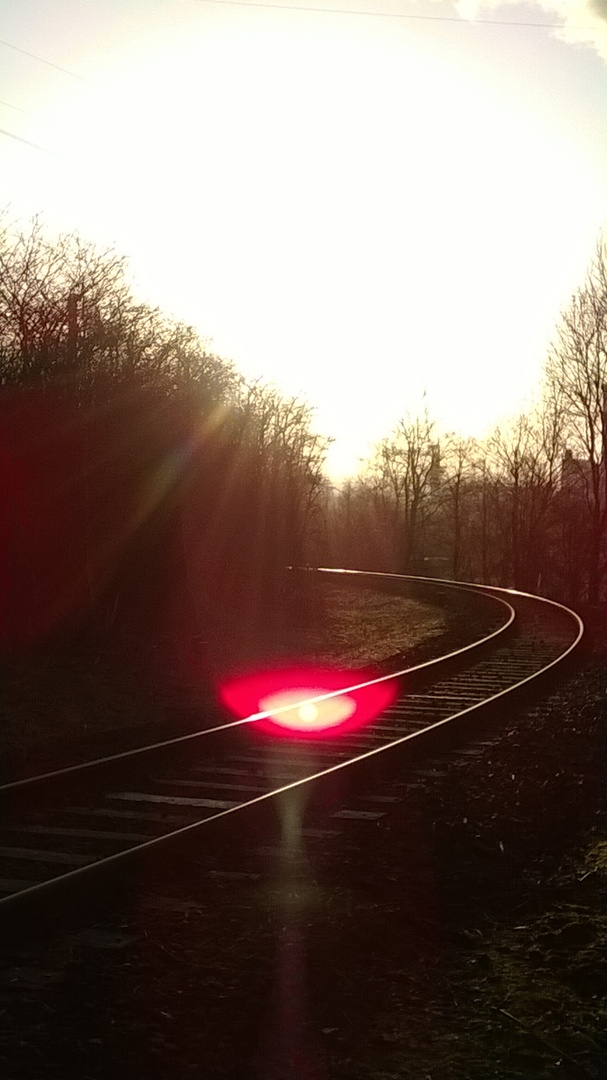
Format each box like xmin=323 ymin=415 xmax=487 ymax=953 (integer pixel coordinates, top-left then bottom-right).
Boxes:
xmin=428 ymin=443 xmax=443 ymax=490
xmin=559 ymin=448 xmax=592 ymax=495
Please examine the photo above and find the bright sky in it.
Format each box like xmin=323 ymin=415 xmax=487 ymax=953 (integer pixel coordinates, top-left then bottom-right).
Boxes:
xmin=1 ymin=1 xmax=606 ymax=480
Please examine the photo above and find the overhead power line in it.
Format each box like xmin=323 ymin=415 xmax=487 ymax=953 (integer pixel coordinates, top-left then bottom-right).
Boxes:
xmin=0 ymin=99 xmax=36 ymax=117
xmin=192 ymin=0 xmax=606 ymax=32
xmin=0 ymin=126 xmax=69 ymax=161
xmin=0 ymin=38 xmax=100 ymax=87
xmin=0 ymin=5 xmax=603 ymax=101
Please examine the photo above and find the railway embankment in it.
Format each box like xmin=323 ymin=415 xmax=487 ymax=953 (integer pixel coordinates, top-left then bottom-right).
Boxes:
xmin=0 ymin=588 xmax=603 ymax=1079
xmin=0 ymin=574 xmax=497 ymax=781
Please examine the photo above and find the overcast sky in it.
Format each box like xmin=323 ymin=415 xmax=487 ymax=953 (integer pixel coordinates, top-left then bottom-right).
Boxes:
xmin=1 ymin=1 xmax=605 ymax=479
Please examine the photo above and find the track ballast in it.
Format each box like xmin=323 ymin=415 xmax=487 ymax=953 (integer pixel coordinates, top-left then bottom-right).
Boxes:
xmin=0 ymin=572 xmax=583 ymax=928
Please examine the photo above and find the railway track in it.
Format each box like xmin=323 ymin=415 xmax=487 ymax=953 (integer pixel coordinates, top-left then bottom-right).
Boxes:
xmin=0 ymin=572 xmax=583 ymax=935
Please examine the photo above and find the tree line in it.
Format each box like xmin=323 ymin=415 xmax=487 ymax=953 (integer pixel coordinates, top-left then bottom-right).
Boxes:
xmin=0 ymin=212 xmax=330 ymax=664
xmin=1 ymin=210 xmax=603 ymax=677
xmin=325 ymin=240 xmax=606 ymax=608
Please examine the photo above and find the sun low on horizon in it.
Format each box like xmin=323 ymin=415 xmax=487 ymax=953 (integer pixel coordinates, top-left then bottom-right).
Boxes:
xmin=1 ymin=0 xmax=606 ymax=481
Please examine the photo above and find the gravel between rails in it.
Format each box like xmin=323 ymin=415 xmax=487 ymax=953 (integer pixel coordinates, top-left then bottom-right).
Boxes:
xmin=0 ymin=589 xmax=603 ymax=1080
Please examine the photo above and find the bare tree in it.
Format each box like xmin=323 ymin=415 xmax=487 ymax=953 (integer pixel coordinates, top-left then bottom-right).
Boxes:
xmin=235 ymin=381 xmax=330 ymax=569
xmin=544 ymin=239 xmax=607 ymax=603
xmin=484 ymin=410 xmax=564 ymax=592
xmin=0 ymin=214 xmax=129 ymax=387
xmin=362 ymin=410 xmax=441 ymax=573
xmin=437 ymin=435 xmax=478 ymax=579
xmin=0 ymin=214 xmax=332 ymax=657
xmin=323 ymin=477 xmax=391 ymax=571
xmin=0 ymin=212 xmax=240 ymax=408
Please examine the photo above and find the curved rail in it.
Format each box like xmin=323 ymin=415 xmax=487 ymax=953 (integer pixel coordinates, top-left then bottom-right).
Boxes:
xmin=317 ymin=567 xmax=585 ymax=675
xmin=0 ymin=575 xmax=514 ymax=795
xmin=0 ymin=573 xmax=583 ymax=919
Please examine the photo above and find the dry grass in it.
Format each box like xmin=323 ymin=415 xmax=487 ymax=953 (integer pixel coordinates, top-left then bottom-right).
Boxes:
xmin=1 ymin=579 xmax=448 ymax=770
xmin=288 ymin=583 xmax=446 ymax=667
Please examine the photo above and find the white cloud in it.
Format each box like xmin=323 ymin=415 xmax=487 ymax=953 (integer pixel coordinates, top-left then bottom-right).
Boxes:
xmin=454 ymin=0 xmax=607 ymax=59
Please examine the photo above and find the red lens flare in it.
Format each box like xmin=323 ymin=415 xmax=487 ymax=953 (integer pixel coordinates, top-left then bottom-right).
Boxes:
xmin=260 ymin=687 xmax=357 ymax=732
xmin=219 ymin=666 xmax=396 ymax=739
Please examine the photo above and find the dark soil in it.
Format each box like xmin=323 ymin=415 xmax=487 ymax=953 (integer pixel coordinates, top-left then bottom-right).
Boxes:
xmin=0 ymin=589 xmax=604 ymax=1079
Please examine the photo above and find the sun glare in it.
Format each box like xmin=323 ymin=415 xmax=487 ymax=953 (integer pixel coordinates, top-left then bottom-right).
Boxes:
xmin=260 ymin=687 xmax=357 ymax=732
xmin=219 ymin=665 xmax=397 ymax=739
xmin=2 ymin=4 xmax=605 ymax=478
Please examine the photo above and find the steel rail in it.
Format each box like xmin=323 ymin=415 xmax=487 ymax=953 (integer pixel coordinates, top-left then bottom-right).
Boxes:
xmin=0 ymin=574 xmax=583 ymax=916
xmin=0 ymin=575 xmax=513 ymax=795
xmin=317 ymin=567 xmax=585 ymax=666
